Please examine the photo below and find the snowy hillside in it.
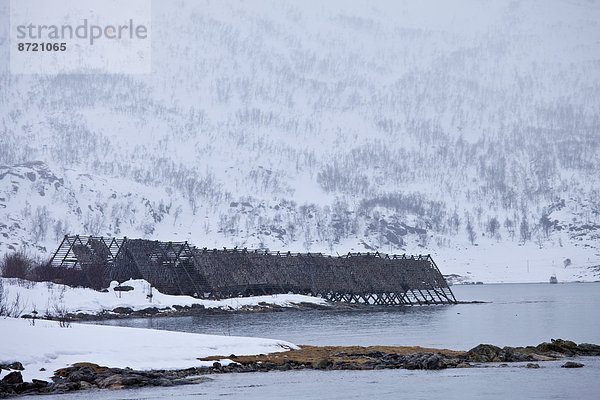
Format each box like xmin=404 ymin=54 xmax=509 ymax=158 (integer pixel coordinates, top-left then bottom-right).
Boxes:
xmin=1 ymin=0 xmax=599 ymax=282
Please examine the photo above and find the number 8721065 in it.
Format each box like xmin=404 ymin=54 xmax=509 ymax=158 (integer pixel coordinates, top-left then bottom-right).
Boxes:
xmin=17 ymin=42 xmax=67 ymax=51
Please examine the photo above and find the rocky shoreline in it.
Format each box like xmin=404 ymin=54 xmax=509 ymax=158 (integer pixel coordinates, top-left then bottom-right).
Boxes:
xmin=1 ymin=339 xmax=598 ymax=397
xmin=22 ymin=301 xmax=336 ymax=323
xmin=34 ymin=300 xmax=485 ymax=323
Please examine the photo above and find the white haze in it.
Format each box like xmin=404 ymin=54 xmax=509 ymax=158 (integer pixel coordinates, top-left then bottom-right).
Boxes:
xmin=0 ymin=0 xmax=599 ymax=282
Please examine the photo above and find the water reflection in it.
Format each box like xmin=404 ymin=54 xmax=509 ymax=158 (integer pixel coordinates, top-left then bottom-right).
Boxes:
xmin=92 ymin=283 xmax=600 ymax=350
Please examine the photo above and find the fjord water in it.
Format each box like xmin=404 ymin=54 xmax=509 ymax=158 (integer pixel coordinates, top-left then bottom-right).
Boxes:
xmin=94 ymin=282 xmax=600 ymax=349
xmin=62 ymin=283 xmax=600 ymax=400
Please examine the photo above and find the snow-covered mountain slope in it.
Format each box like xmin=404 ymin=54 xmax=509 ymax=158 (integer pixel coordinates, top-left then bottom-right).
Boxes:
xmin=1 ymin=0 xmax=599 ymax=282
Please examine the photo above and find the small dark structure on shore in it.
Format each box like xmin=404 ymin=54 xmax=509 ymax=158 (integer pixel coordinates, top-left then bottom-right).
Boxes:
xmin=49 ymin=235 xmax=457 ymax=305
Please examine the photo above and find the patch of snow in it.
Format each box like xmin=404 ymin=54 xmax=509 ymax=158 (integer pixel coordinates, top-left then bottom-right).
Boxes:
xmin=0 ymin=278 xmax=329 ymax=318
xmin=0 ymin=317 xmax=296 ymax=382
xmin=434 ymin=241 xmax=599 ymax=284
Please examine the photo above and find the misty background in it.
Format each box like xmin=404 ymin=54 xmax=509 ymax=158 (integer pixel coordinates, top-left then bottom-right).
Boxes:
xmin=0 ymin=0 xmax=599 ymax=281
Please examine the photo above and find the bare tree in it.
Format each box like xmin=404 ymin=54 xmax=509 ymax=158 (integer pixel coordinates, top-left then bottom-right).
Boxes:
xmin=53 ymin=219 xmax=69 ymax=242
xmin=0 ymin=280 xmax=6 ymax=316
xmin=53 ymin=302 xmax=72 ymax=328
xmin=487 ymin=217 xmax=500 ymax=239
xmin=418 ymin=233 xmax=429 ymax=247
xmin=0 ymin=290 xmax=26 ymax=318
xmin=504 ymin=217 xmax=515 ymax=240
xmin=466 ymin=220 xmax=477 ymax=245
xmin=520 ymin=217 xmax=531 ymax=243
xmin=539 ymin=212 xmax=553 ymax=238
xmin=31 ymin=206 xmax=50 ymax=242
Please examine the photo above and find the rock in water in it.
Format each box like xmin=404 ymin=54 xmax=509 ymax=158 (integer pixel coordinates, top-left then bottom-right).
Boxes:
xmin=7 ymin=362 xmax=24 ymax=371
xmin=404 ymin=353 xmax=446 ymax=370
xmin=537 ymin=339 xmax=578 ymax=356
xmin=2 ymin=371 xmax=23 ymax=384
xmin=67 ymin=366 xmax=97 ymax=383
xmin=561 ymin=361 xmax=584 ymax=368
xmin=424 ymin=354 xmax=445 ymax=370
xmin=78 ymin=381 xmax=95 ymax=390
xmin=112 ymin=307 xmax=134 ymax=314
xmin=526 ymin=363 xmax=540 ymax=369
xmin=97 ymin=374 xmax=124 ymax=389
xmin=315 ymin=359 xmax=332 ymax=370
xmin=31 ymin=379 xmax=49 ymax=388
xmin=465 ymin=344 xmax=503 ymax=362
xmin=576 ymin=343 xmax=600 ymax=356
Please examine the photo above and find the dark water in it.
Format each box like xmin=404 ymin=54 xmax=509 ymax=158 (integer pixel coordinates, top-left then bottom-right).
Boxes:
xmin=29 ymin=357 xmax=600 ymax=400
xmin=48 ymin=283 xmax=600 ymax=400
xmin=92 ymin=283 xmax=600 ymax=350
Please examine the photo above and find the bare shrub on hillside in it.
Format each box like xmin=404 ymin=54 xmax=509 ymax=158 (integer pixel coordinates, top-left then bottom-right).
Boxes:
xmin=0 ymin=288 xmax=26 ymax=318
xmin=0 ymin=279 xmax=6 ymax=316
xmin=53 ymin=302 xmax=71 ymax=328
xmin=0 ymin=251 xmax=34 ymax=279
xmin=31 ymin=265 xmax=92 ymax=288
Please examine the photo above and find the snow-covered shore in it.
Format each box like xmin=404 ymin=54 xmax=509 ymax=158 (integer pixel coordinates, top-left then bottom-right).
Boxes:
xmin=0 ymin=317 xmax=296 ymax=382
xmin=0 ymin=278 xmax=329 ymax=318
xmin=433 ymin=241 xmax=599 ymax=284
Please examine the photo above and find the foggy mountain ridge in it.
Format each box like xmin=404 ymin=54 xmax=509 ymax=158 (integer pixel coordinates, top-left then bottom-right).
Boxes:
xmin=1 ymin=0 xmax=599 ymax=282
